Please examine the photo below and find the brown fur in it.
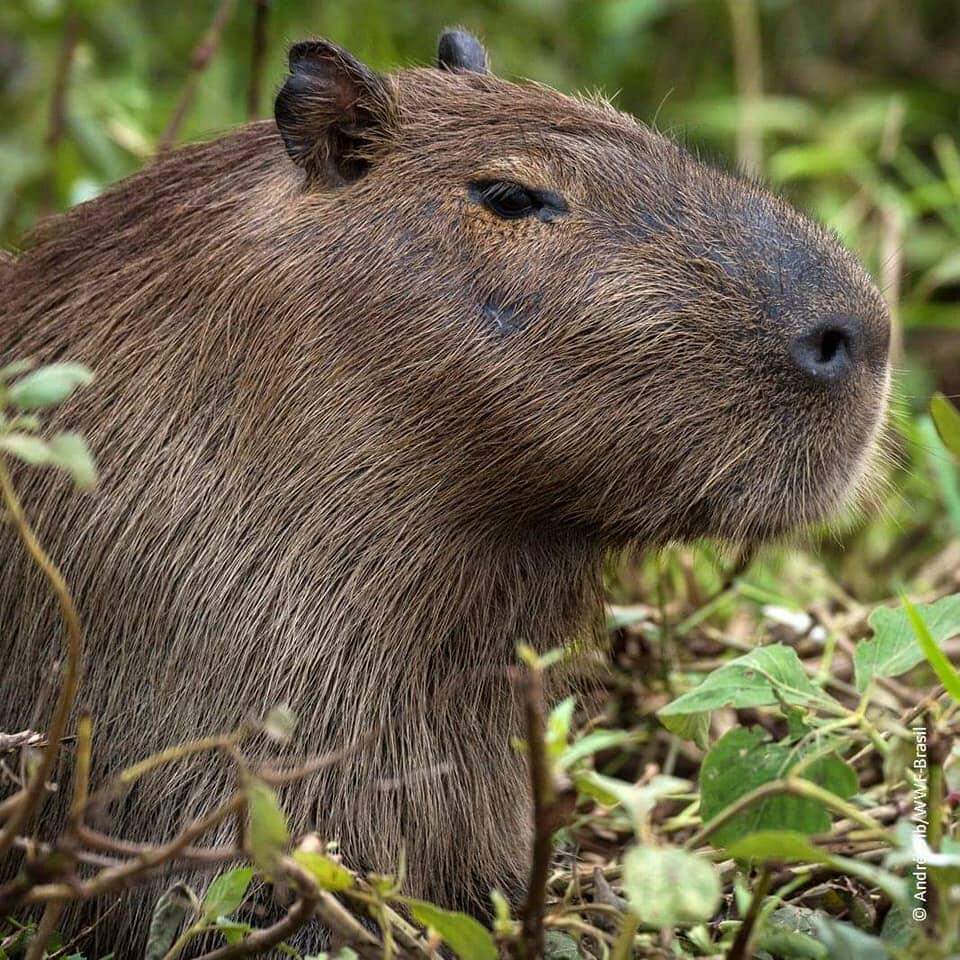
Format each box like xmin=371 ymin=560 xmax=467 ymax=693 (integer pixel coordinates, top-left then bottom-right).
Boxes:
xmin=0 ymin=36 xmax=889 ymax=955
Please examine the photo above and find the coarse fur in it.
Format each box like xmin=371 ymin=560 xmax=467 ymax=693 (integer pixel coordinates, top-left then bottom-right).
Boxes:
xmin=0 ymin=33 xmax=889 ymax=955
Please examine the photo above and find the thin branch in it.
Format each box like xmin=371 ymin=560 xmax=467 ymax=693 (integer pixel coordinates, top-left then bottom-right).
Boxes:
xmin=159 ymin=0 xmax=238 ymax=152
xmin=513 ymin=663 xmax=554 ymax=959
xmin=40 ymin=1 xmax=81 ymax=216
xmin=8 ymin=794 xmax=244 ymax=909
xmin=726 ymin=0 xmax=764 ymax=177
xmin=246 ymin=0 xmax=270 ymax=120
xmin=0 ymin=459 xmax=84 ymax=860
xmin=191 ymin=858 xmax=366 ymax=960
xmin=684 ymin=777 xmax=884 ymax=851
xmin=24 ymin=900 xmax=66 ymax=960
xmin=725 ymin=863 xmax=772 ymax=960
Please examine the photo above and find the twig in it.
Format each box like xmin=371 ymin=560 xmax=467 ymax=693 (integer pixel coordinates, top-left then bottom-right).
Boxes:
xmin=610 ymin=911 xmax=638 ymax=960
xmin=246 ymin=0 xmax=270 ymax=120
xmin=0 ymin=731 xmax=45 ymax=754
xmin=158 ymin=0 xmax=238 ymax=152
xmin=69 ymin=712 xmax=91 ymax=827
xmin=725 ymin=863 xmax=772 ymax=960
xmin=194 ymin=857 xmax=319 ymax=959
xmin=514 ymin=662 xmax=554 ymax=959
xmin=24 ymin=899 xmax=66 ymax=960
xmin=0 ymin=459 xmax=85 ymax=860
xmin=684 ymin=777 xmax=884 ymax=851
xmin=726 ymin=0 xmax=764 ymax=177
xmin=8 ymin=794 xmax=244 ymax=909
xmin=41 ymin=1 xmax=81 ymax=216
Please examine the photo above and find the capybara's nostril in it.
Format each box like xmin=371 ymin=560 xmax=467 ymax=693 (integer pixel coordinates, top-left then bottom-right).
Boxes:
xmin=790 ymin=319 xmax=857 ymax=385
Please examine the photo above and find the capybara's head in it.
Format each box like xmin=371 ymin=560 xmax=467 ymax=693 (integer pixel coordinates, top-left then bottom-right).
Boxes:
xmin=272 ymin=30 xmax=891 ymax=547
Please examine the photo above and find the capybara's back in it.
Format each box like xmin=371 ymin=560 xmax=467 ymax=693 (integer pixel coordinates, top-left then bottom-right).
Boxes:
xmin=1 ymin=30 xmax=890 ymax=954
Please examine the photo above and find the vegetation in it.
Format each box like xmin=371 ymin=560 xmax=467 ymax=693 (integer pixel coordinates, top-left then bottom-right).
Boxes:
xmin=2 ymin=2 xmax=960 ymax=958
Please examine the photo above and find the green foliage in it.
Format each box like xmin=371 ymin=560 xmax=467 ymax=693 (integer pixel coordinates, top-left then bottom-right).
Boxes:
xmin=658 ymin=644 xmax=842 ymax=718
xmin=201 ymin=867 xmax=254 ymax=920
xmin=932 ymin=393 xmax=960 ymax=457
xmin=700 ymin=729 xmax=857 ymax=845
xmin=245 ymin=777 xmax=290 ymax=874
xmin=406 ymin=900 xmax=497 ymax=960
xmin=855 ymin=593 xmax=960 ymax=691
xmin=0 ymin=361 xmax=97 ymax=489
xmin=292 ymin=850 xmax=354 ymax=892
xmin=3 ymin=3 xmax=960 ymax=958
xmin=621 ymin=845 xmax=721 ymax=928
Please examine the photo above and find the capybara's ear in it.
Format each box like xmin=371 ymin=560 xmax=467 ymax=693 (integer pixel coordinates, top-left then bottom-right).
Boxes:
xmin=275 ymin=39 xmax=396 ymax=185
xmin=436 ymin=28 xmax=489 ymax=75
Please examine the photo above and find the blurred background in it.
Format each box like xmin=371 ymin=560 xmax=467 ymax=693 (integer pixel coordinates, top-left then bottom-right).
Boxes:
xmin=2 ymin=0 xmax=959 ymax=603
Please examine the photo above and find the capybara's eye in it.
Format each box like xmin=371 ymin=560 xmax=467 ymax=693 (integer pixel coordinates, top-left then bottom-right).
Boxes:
xmin=469 ymin=180 xmax=569 ymax=222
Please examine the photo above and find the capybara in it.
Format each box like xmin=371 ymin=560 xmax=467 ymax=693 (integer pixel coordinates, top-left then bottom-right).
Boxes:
xmin=0 ymin=28 xmax=890 ymax=954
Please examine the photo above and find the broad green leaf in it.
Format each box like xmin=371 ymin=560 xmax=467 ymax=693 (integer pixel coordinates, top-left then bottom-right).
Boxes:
xmin=7 ymin=363 xmax=94 ymax=410
xmin=932 ymin=392 xmax=960 ymax=456
xmin=558 ymin=729 xmax=635 ymax=770
xmin=293 ymin=850 xmax=354 ymax=891
xmin=245 ymin=778 xmax=289 ymax=873
xmin=202 ymin=867 xmax=253 ymax=920
xmin=903 ymin=594 xmax=960 ymax=702
xmin=144 ymin=883 xmax=193 ymax=960
xmin=855 ymin=594 xmax=960 ymax=691
xmin=727 ymin=830 xmax=825 ymax=863
xmin=621 ymin=845 xmax=721 ymax=928
xmin=659 ymin=711 xmax=710 ymax=750
xmin=700 ymin=728 xmax=857 ymax=846
xmin=755 ymin=928 xmax=827 ymax=960
xmin=0 ymin=433 xmax=52 ymax=466
xmin=407 ymin=900 xmax=497 ymax=960
xmin=48 ymin=432 xmax=98 ymax=489
xmin=659 ymin=644 xmax=840 ymax=717
xmin=812 ymin=917 xmax=889 ymax=960
xmin=878 ymin=906 xmax=914 ymax=949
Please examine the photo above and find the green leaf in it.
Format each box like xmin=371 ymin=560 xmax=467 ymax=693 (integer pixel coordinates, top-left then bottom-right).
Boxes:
xmin=903 ymin=594 xmax=960 ymax=702
xmin=621 ymin=845 xmax=721 ymax=928
xmin=543 ymin=930 xmax=580 ymax=959
xmin=546 ymin=696 xmax=575 ymax=763
xmin=700 ymin=728 xmax=857 ymax=847
xmin=48 ymin=432 xmax=98 ymax=489
xmin=213 ymin=917 xmax=253 ymax=945
xmin=659 ymin=711 xmax=710 ymax=750
xmin=7 ymin=363 xmax=94 ymax=410
xmin=0 ymin=433 xmax=52 ymax=466
xmin=144 ymin=883 xmax=193 ymax=960
xmin=202 ymin=867 xmax=253 ymax=921
xmin=575 ymin=772 xmax=688 ymax=833
xmin=932 ymin=392 xmax=960 ymax=456
xmin=245 ymin=778 xmax=289 ymax=873
xmin=754 ymin=928 xmax=828 ymax=960
xmin=407 ymin=900 xmax=497 ymax=960
xmin=658 ymin=645 xmax=840 ymax=717
xmin=293 ymin=850 xmax=354 ymax=891
xmin=855 ymin=594 xmax=960 ymax=691
xmin=812 ymin=916 xmax=889 ymax=960
xmin=558 ymin=729 xmax=635 ymax=771
xmin=727 ymin=830 xmax=826 ymax=863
